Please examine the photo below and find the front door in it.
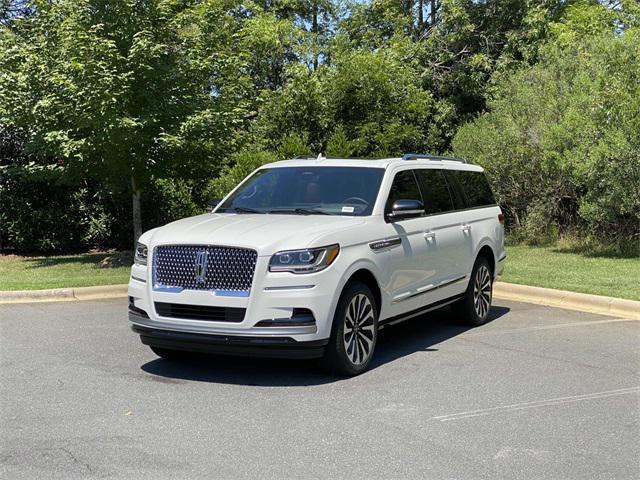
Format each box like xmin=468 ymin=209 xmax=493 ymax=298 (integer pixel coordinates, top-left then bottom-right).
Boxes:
xmin=379 ymin=169 xmax=447 ymax=318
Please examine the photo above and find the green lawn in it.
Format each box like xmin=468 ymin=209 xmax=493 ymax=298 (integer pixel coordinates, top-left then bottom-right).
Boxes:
xmin=1 ymin=246 xmax=639 ymax=300
xmin=0 ymin=253 xmax=131 ymax=291
xmin=500 ymin=245 xmax=640 ymax=301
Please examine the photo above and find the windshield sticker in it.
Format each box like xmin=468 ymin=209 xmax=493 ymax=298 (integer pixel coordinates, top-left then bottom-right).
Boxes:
xmin=342 ymin=206 xmax=355 ymax=213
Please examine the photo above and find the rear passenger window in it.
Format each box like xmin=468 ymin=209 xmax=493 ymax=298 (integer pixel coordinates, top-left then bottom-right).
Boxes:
xmin=385 ymin=170 xmax=422 ymax=213
xmin=443 ymin=171 xmax=467 ymax=209
xmin=415 ymin=169 xmax=455 ymax=214
xmin=445 ymin=170 xmax=496 ymax=208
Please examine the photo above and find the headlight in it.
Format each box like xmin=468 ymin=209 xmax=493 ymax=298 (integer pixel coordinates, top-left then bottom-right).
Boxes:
xmin=134 ymin=242 xmax=148 ymax=266
xmin=269 ymin=244 xmax=340 ymax=274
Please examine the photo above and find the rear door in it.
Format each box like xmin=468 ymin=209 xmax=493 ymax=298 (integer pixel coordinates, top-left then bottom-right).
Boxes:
xmin=414 ymin=169 xmax=469 ymax=293
xmin=443 ymin=169 xmax=498 ymax=277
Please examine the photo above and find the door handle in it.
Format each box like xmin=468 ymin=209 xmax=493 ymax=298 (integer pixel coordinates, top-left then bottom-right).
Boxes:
xmin=424 ymin=231 xmax=436 ymax=242
xmin=462 ymin=224 xmax=471 ymax=234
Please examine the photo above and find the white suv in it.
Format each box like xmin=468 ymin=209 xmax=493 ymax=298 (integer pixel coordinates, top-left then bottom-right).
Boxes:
xmin=129 ymin=154 xmax=505 ymax=375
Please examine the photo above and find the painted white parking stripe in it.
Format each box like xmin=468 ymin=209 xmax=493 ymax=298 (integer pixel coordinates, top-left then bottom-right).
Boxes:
xmin=433 ymin=387 xmax=640 ymax=422
xmin=467 ymin=318 xmax=635 ymax=336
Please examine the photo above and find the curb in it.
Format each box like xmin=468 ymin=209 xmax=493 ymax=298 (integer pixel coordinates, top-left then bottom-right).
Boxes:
xmin=1 ymin=282 xmax=638 ymax=319
xmin=493 ymin=282 xmax=640 ymax=320
xmin=0 ymin=284 xmax=128 ymax=304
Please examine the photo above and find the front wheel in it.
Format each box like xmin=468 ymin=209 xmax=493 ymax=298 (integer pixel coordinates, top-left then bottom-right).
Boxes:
xmin=452 ymin=257 xmax=493 ymax=326
xmin=322 ymin=282 xmax=378 ymax=376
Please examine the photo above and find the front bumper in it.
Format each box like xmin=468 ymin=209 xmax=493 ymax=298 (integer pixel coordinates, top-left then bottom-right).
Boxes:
xmin=130 ymin=310 xmax=328 ymax=359
xmin=128 ymin=254 xmax=343 ymax=343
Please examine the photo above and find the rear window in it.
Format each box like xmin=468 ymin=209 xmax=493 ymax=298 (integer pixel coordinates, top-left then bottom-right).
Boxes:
xmin=445 ymin=170 xmax=496 ymax=208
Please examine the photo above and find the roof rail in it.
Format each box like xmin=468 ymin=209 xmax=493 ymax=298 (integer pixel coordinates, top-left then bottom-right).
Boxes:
xmin=293 ymin=153 xmax=326 ymax=161
xmin=402 ymin=153 xmax=468 ymax=164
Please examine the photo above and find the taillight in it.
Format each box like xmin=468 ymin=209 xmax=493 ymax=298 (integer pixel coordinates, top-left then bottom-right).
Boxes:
xmin=498 ymin=213 xmax=505 ymax=224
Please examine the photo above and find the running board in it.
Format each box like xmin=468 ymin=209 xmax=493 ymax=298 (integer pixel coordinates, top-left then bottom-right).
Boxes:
xmin=379 ymin=294 xmax=464 ymax=329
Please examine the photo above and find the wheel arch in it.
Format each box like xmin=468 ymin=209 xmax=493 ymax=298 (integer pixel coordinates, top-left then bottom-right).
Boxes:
xmin=475 ymin=243 xmax=496 ymax=278
xmin=344 ymin=268 xmax=382 ymax=316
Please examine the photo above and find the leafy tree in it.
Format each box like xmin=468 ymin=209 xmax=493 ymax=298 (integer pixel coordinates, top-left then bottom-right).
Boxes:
xmin=0 ymin=0 xmax=251 ymax=244
xmin=453 ymin=1 xmax=640 ymax=246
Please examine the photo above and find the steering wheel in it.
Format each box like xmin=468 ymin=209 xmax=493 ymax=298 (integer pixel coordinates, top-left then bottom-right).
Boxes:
xmin=342 ymin=196 xmax=369 ymax=207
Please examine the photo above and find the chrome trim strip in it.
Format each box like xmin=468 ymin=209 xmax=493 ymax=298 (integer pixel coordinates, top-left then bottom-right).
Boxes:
xmin=369 ymin=237 xmax=402 ymax=251
xmin=263 ymin=285 xmax=315 ymax=291
xmin=212 ymin=290 xmax=250 ymax=297
xmin=153 ymin=285 xmax=184 ymax=293
xmin=392 ymin=275 xmax=467 ymax=303
xmin=152 ymin=285 xmax=250 ymax=297
xmin=129 ymin=317 xmax=317 ymax=336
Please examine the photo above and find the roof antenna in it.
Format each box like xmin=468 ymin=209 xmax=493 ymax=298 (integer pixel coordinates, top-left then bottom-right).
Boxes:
xmin=316 ymin=153 xmax=325 ymax=161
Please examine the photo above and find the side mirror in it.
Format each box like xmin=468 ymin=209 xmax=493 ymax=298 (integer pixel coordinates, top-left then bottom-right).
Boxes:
xmin=387 ymin=199 xmax=424 ymax=221
xmin=207 ymin=199 xmax=221 ymax=213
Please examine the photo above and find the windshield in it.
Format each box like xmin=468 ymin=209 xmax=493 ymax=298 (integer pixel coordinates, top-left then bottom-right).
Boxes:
xmin=217 ymin=166 xmax=385 ymax=216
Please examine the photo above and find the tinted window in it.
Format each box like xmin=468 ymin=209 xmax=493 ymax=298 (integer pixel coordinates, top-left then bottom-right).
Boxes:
xmin=415 ymin=169 xmax=455 ymax=214
xmin=442 ymin=171 xmax=466 ymax=209
xmin=218 ymin=166 xmax=385 ymax=216
xmin=445 ymin=170 xmax=496 ymax=208
xmin=385 ymin=170 xmax=422 ymax=214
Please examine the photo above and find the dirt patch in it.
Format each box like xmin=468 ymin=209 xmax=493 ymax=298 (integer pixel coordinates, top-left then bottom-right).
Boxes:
xmin=97 ymin=251 xmax=133 ymax=268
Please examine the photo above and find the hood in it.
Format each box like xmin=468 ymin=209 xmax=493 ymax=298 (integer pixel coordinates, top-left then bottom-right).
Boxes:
xmin=149 ymin=213 xmax=366 ymax=255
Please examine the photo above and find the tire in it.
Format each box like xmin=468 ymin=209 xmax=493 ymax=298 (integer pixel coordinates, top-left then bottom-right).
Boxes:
xmin=150 ymin=346 xmax=192 ymax=361
xmin=452 ymin=256 xmax=493 ymax=326
xmin=322 ymin=281 xmax=379 ymax=376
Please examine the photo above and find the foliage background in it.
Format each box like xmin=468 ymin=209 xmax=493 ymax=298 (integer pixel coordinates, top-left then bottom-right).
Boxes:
xmin=0 ymin=0 xmax=638 ymax=254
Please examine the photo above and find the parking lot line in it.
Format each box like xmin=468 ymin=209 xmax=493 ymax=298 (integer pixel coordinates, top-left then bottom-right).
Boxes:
xmin=466 ymin=317 xmax=635 ymax=336
xmin=432 ymin=386 xmax=640 ymax=422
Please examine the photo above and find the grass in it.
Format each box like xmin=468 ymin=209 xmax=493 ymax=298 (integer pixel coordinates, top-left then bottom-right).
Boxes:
xmin=0 ymin=252 xmax=131 ymax=291
xmin=1 ymin=244 xmax=638 ymax=300
xmin=500 ymin=244 xmax=640 ymax=301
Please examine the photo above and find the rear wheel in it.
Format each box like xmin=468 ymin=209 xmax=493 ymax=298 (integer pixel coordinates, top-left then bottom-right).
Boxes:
xmin=453 ymin=257 xmax=493 ymax=326
xmin=323 ymin=282 xmax=378 ymax=376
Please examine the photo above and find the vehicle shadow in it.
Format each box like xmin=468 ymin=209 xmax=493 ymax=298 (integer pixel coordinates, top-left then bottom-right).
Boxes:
xmin=140 ymin=305 xmax=510 ymax=387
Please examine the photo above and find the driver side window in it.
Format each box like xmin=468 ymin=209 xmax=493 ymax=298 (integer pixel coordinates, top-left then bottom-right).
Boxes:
xmin=385 ymin=170 xmax=422 ymax=214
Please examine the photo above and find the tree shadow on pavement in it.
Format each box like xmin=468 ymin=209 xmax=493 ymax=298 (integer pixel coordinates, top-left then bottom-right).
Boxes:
xmin=140 ymin=305 xmax=510 ymax=387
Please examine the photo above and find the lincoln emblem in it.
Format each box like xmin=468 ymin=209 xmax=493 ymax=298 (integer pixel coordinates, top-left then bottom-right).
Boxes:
xmin=194 ymin=250 xmax=208 ymax=284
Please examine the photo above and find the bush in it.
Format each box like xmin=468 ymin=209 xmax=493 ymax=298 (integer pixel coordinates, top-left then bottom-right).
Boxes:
xmin=0 ymin=164 xmax=89 ymax=253
xmin=0 ymin=163 xmax=206 ymax=253
xmin=452 ymin=20 xmax=640 ymax=247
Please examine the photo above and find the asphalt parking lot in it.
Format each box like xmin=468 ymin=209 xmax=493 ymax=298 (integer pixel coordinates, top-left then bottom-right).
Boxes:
xmin=1 ymin=298 xmax=638 ymax=479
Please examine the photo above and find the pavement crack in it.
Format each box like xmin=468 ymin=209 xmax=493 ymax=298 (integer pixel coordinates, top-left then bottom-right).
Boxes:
xmin=459 ymin=336 xmax=637 ymax=376
xmin=60 ymin=447 xmax=93 ymax=474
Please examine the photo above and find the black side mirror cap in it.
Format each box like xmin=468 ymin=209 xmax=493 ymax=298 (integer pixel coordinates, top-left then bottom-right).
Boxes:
xmin=207 ymin=199 xmax=221 ymax=213
xmin=386 ymin=199 xmax=424 ymax=221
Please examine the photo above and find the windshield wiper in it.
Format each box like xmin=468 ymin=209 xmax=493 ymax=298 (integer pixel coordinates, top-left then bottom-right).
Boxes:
xmin=268 ymin=208 xmax=335 ymax=216
xmin=217 ymin=206 xmax=263 ymax=214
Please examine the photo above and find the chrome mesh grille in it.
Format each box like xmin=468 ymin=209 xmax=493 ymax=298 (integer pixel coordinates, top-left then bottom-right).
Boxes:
xmin=152 ymin=245 xmax=257 ymax=292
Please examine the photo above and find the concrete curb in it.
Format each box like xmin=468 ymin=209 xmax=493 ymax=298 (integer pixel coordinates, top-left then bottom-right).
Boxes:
xmin=493 ymin=282 xmax=640 ymax=320
xmin=1 ymin=281 xmax=638 ymax=319
xmin=0 ymin=284 xmax=128 ymax=304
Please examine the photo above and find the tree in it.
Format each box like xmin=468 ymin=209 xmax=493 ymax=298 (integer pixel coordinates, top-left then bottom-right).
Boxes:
xmin=0 ymin=0 xmax=251 ymax=244
xmin=452 ymin=1 xmax=640 ymax=246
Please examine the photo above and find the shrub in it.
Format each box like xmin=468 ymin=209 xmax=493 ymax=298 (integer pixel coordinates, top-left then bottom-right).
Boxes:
xmin=0 ymin=164 xmax=88 ymax=253
xmin=452 ymin=22 xmax=640 ymax=247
